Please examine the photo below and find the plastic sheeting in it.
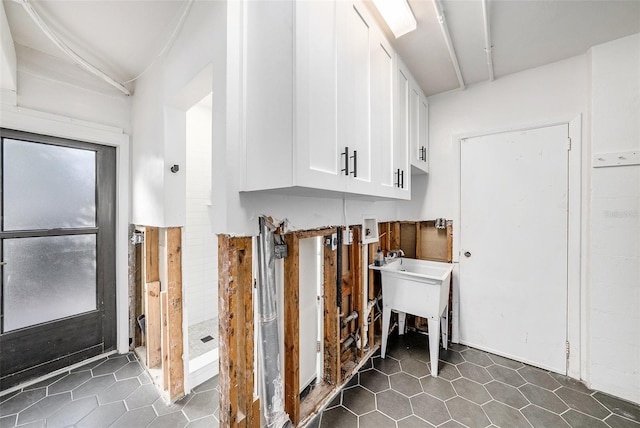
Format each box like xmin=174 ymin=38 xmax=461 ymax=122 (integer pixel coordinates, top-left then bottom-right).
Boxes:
xmin=257 ymin=217 xmax=291 ymax=428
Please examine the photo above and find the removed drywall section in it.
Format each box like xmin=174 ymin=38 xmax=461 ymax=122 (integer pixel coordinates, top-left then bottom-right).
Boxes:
xmin=589 ymin=33 xmax=640 ymax=405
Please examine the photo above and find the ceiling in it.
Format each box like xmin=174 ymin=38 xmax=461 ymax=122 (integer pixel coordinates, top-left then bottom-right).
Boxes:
xmin=3 ymin=0 xmax=640 ymax=97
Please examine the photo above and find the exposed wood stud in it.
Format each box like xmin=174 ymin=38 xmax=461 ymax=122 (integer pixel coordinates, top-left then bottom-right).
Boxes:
xmin=219 ymin=235 xmax=237 ymax=427
xmin=284 ymin=233 xmax=300 ymax=425
xmin=145 ymin=227 xmax=159 ymax=283
xmin=415 ymin=222 xmax=422 ymax=259
xmin=145 ymin=281 xmax=161 ymax=368
xmin=368 ymin=241 xmax=375 ymax=349
xmin=390 ymin=222 xmax=401 ymax=250
xmin=219 ymin=235 xmax=255 ymax=427
xmin=352 ymin=226 xmax=364 ymax=359
xmin=323 ymin=229 xmax=339 ymax=385
xmin=167 ymin=227 xmax=185 ymax=401
xmin=446 ymin=223 xmax=453 ymax=263
xmin=134 ymin=241 xmax=143 ymax=347
xmin=161 ymin=291 xmax=169 ymax=390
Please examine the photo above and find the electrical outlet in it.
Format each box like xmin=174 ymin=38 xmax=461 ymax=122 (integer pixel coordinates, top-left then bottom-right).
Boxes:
xmin=343 ymin=227 xmax=353 ymax=245
xmin=325 ymin=233 xmax=338 ymax=250
xmin=274 ymin=243 xmax=288 ymax=259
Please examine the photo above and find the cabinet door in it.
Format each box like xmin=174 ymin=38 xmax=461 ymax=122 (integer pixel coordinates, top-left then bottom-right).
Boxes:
xmin=295 ymin=0 xmax=345 ymax=192
xmin=418 ymin=96 xmax=429 ymax=173
xmin=409 ymin=82 xmax=421 ymax=168
xmin=338 ymin=1 xmax=374 ymax=195
xmin=371 ymin=28 xmax=396 ymax=197
xmin=243 ymin=0 xmax=294 ymax=191
xmin=394 ymin=61 xmax=410 ymax=198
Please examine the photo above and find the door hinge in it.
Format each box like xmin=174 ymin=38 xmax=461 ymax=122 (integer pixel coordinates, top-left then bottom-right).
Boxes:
xmin=567 ymin=137 xmax=572 ymax=151
xmin=565 ymin=340 xmax=570 ymax=358
xmin=317 ymin=341 xmax=321 ymax=353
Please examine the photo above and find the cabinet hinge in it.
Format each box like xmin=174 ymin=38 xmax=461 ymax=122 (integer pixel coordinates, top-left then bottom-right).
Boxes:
xmin=565 ymin=340 xmax=570 ymax=358
xmin=317 ymin=341 xmax=321 ymax=353
xmin=567 ymin=137 xmax=572 ymax=151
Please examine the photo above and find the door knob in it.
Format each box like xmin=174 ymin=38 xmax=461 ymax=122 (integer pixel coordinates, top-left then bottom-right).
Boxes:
xmin=464 ymin=251 xmax=471 ymax=258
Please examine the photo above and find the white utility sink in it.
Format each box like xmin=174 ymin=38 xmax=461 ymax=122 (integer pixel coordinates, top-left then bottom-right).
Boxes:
xmin=370 ymin=258 xmax=453 ymax=377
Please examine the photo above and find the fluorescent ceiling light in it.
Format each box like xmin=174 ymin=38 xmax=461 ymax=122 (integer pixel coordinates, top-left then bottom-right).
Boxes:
xmin=372 ymin=0 xmax=417 ymax=38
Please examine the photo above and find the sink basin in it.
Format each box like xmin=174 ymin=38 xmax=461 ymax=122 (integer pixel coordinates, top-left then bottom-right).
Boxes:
xmin=370 ymin=258 xmax=453 ymax=377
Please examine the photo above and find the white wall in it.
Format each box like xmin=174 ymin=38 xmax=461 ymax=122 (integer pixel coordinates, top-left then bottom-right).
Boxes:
xmin=420 ymin=34 xmax=640 ymax=404
xmin=407 ymin=54 xmax=589 ymax=220
xmin=588 ymin=33 xmax=640 ymax=404
xmin=131 ymin=0 xmax=224 ymax=227
xmin=184 ymin=100 xmax=218 ymax=326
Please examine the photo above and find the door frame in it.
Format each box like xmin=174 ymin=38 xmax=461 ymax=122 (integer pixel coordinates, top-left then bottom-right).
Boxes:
xmin=452 ymin=116 xmax=582 ymax=379
xmin=0 ymin=103 xmax=130 ymax=357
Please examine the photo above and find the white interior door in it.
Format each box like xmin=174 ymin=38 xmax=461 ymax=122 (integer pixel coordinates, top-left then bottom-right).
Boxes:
xmin=459 ymin=124 xmax=569 ymax=374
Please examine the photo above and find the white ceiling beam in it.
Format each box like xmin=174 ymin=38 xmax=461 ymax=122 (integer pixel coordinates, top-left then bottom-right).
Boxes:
xmin=482 ymin=0 xmax=495 ymax=81
xmin=432 ymin=0 xmax=465 ymax=90
xmin=1 ymin=1 xmax=17 ymax=97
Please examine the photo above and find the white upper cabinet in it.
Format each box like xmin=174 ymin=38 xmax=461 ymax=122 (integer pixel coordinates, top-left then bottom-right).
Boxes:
xmin=295 ymin=0 xmax=344 ymax=192
xmin=418 ymin=96 xmax=429 ymax=173
xmin=241 ymin=0 xmax=414 ymax=200
xmin=371 ymin=26 xmax=396 ymax=197
xmin=409 ymin=76 xmax=429 ymax=174
xmin=242 ymin=0 xmax=294 ymax=192
xmin=338 ymin=1 xmax=375 ymax=196
xmin=394 ymin=60 xmax=411 ymax=196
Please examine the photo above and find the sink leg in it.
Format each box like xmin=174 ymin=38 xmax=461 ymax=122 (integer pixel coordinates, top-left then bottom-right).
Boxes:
xmin=398 ymin=311 xmax=406 ymax=335
xmin=427 ymin=317 xmax=440 ymax=377
xmin=441 ymin=304 xmax=449 ymax=351
xmin=381 ymin=306 xmax=391 ymax=358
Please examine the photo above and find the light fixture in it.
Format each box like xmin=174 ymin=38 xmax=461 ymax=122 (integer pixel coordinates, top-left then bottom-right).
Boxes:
xmin=371 ymin=0 xmax=417 ymax=38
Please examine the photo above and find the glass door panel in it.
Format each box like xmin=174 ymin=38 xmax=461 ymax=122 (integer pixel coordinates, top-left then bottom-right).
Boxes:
xmin=3 ymin=235 xmax=97 ymax=332
xmin=3 ymin=139 xmax=96 ymax=230
xmin=0 ymin=129 xmax=116 ymax=390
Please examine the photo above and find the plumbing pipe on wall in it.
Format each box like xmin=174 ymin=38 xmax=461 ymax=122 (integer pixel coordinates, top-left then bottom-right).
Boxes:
xmin=482 ymin=0 xmax=495 ymax=81
xmin=257 ymin=217 xmax=290 ymax=428
xmin=432 ymin=0 xmax=466 ymax=90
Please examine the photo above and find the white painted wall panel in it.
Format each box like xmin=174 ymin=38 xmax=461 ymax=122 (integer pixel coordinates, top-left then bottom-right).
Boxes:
xmin=589 ymin=33 xmax=640 ymax=404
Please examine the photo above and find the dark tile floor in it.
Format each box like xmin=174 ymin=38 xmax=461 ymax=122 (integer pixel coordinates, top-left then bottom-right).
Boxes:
xmin=0 ymin=353 xmax=220 ymax=428
xmin=2 ymin=334 xmax=639 ymax=428
xmin=310 ymin=331 xmax=640 ymax=428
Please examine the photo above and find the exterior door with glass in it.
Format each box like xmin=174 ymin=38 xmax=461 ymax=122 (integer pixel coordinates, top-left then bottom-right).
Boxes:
xmin=0 ymin=129 xmax=116 ymax=390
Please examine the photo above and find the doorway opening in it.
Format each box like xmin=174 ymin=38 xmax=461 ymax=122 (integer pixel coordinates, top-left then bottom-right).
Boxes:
xmin=183 ymin=92 xmax=218 ymax=388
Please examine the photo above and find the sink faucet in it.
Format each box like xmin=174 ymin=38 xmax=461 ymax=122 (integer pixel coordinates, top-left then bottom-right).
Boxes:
xmin=386 ymin=249 xmax=405 ymax=262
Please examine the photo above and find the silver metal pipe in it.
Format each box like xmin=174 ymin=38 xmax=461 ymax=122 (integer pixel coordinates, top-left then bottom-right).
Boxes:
xmin=341 ymin=335 xmax=355 ymax=353
xmin=257 ymin=217 xmax=290 ymax=428
xmin=342 ymin=311 xmax=359 ymax=327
